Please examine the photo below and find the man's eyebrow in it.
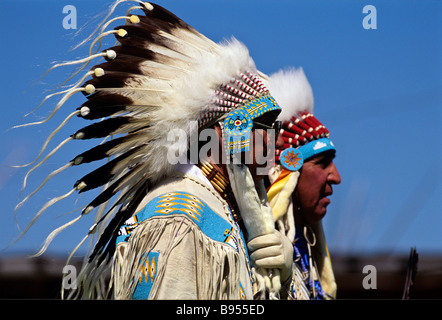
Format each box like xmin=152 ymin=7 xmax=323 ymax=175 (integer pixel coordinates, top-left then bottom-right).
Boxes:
xmin=312 ymin=150 xmax=336 ymax=162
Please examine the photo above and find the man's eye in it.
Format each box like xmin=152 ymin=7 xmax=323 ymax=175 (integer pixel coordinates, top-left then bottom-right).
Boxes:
xmin=316 ymin=157 xmax=332 ymax=168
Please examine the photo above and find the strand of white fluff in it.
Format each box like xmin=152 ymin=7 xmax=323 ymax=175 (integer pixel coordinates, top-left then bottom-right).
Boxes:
xmin=6 ymin=188 xmax=77 ymax=251
xmin=266 ymin=67 xmax=314 ymax=123
xmin=30 ymin=214 xmax=83 ymax=258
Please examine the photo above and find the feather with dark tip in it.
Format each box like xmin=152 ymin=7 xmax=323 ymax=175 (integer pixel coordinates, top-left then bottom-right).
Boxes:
xmin=82 ymin=162 xmax=146 ymax=215
xmin=78 ymin=93 xmax=132 ymax=120
xmin=74 ymin=144 xmax=145 ymax=193
xmin=88 ymin=178 xmax=150 ymax=264
xmin=72 ymin=116 xmax=147 ymax=140
xmin=141 ymin=3 xmax=189 ymax=29
xmin=113 ymin=18 xmax=211 ymax=60
xmin=103 ymin=45 xmax=158 ymax=64
xmin=114 ymin=24 xmax=184 ymax=54
xmin=73 ymin=139 xmax=122 ymax=164
xmin=72 ymin=137 xmax=131 ymax=165
xmin=93 ymin=50 xmax=189 ymax=79
xmin=71 ymin=127 xmax=153 ymax=166
xmin=84 ymin=73 xmax=132 ymax=90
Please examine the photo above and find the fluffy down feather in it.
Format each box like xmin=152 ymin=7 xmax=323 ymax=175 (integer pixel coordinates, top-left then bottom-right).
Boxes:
xmin=266 ymin=68 xmax=314 ymax=122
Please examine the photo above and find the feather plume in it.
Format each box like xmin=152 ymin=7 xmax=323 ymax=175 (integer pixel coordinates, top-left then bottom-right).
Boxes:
xmin=266 ymin=67 xmax=314 ymax=122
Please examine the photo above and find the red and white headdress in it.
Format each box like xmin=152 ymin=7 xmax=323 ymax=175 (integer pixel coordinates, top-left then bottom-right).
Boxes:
xmin=265 ymin=67 xmax=337 ymax=224
xmin=267 ymin=68 xmax=335 ymax=172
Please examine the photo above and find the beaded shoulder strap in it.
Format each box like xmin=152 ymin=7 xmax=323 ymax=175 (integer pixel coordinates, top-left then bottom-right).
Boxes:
xmin=198 ymin=161 xmax=241 ymax=222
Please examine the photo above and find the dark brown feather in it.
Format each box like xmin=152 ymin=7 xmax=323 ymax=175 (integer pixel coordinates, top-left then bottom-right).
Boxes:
xmin=114 ymin=24 xmax=192 ymax=58
xmin=84 ymin=73 xmax=132 ymax=90
xmin=74 ymin=144 xmax=145 ymax=193
xmin=72 ymin=117 xmax=134 ymax=140
xmin=71 ymin=129 xmax=149 ymax=165
xmin=141 ymin=3 xmax=193 ymax=31
xmin=88 ymin=178 xmax=150 ymax=264
xmin=77 ymin=92 xmax=132 ymax=120
xmin=104 ymin=44 xmax=158 ymax=62
xmin=83 ymin=162 xmax=145 ymax=214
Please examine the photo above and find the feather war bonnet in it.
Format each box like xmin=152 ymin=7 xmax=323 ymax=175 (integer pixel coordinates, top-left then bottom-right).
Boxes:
xmin=12 ymin=1 xmax=282 ymax=270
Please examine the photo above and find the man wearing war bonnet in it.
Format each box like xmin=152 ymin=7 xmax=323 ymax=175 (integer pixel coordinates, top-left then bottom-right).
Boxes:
xmin=16 ymin=2 xmax=296 ymax=299
xmin=266 ymin=68 xmax=341 ymax=299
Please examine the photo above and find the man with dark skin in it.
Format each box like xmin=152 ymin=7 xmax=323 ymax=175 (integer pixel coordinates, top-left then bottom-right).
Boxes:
xmin=265 ymin=67 xmax=342 ymax=299
xmin=210 ymin=83 xmax=341 ymax=299
xmin=294 ymin=150 xmax=341 ymax=227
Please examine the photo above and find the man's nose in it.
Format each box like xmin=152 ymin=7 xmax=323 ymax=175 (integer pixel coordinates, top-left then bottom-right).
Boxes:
xmin=329 ymin=162 xmax=341 ymax=185
xmin=275 ymin=134 xmax=284 ymax=150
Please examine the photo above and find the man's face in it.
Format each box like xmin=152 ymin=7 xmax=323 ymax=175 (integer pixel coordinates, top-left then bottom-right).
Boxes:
xmin=212 ymin=123 xmax=283 ymax=180
xmin=295 ymin=150 xmax=341 ymax=225
xmin=245 ymin=128 xmax=284 ymax=180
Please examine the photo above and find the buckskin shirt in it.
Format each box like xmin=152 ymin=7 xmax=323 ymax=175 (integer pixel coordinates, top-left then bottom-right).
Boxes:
xmin=112 ymin=164 xmax=253 ymax=299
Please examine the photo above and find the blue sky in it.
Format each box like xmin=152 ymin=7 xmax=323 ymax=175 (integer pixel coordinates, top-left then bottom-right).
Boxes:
xmin=0 ymin=0 xmax=441 ymax=258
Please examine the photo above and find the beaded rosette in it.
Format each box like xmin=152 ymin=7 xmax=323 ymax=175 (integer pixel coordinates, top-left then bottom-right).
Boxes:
xmin=223 ymin=94 xmax=280 ymax=154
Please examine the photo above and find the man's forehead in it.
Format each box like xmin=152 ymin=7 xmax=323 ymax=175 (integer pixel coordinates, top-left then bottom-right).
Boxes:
xmin=309 ymin=149 xmax=336 ymax=162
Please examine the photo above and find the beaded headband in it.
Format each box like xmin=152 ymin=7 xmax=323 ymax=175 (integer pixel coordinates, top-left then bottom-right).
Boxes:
xmin=277 ymin=112 xmax=335 ymax=171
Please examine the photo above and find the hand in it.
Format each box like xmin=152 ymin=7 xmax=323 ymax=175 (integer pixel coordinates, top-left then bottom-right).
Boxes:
xmin=247 ymin=230 xmax=293 ymax=283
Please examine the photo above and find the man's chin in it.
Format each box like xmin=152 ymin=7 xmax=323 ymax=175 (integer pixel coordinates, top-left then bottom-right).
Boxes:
xmin=322 ymin=198 xmax=331 ymax=211
xmin=313 ymin=199 xmax=330 ymax=222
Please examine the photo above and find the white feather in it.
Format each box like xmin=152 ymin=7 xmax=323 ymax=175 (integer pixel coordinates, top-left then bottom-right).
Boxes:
xmin=266 ymin=67 xmax=314 ymax=122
